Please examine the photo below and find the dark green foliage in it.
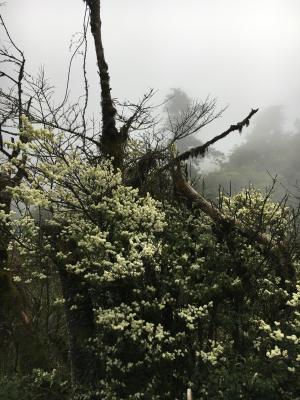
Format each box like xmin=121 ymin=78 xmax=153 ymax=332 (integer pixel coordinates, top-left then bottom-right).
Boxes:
xmin=0 ymin=370 xmax=69 ymax=400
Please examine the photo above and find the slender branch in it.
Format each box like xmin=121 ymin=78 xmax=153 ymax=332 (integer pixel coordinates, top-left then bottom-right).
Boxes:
xmin=0 ymin=71 xmax=18 ymax=84
xmin=177 ymin=108 xmax=258 ymax=162
xmin=82 ymin=6 xmax=90 ymax=149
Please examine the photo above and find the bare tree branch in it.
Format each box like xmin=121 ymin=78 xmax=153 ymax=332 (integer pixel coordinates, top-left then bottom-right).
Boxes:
xmin=168 ymin=97 xmax=224 ymax=143
xmin=177 ymin=108 xmax=258 ymax=162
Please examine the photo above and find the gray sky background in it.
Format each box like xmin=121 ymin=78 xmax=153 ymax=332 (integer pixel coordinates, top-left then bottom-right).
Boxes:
xmin=2 ymin=0 xmax=300 ymax=152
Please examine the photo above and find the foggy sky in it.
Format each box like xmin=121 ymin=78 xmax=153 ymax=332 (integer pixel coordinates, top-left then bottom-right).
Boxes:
xmin=2 ymin=0 xmax=300 ymax=152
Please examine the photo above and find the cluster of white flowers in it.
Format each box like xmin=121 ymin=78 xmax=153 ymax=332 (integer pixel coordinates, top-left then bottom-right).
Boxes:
xmin=178 ymin=302 xmax=213 ymax=330
xmin=257 ymin=319 xmax=271 ymax=333
xmin=197 ymin=341 xmax=224 ymax=366
xmin=266 ymin=345 xmax=288 ymax=359
xmin=286 ymin=334 xmax=299 ymax=345
xmin=287 ymin=284 xmax=300 ymax=307
xmin=5 ymin=121 xmax=167 ymax=286
xmin=222 ymin=187 xmax=291 ymax=239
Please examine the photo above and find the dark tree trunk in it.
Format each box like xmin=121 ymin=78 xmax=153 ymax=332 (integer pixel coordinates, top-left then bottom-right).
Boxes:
xmin=85 ymin=0 xmax=127 ymax=169
xmin=54 ymin=234 xmax=102 ymax=397
xmin=59 ymin=266 xmax=101 ymax=391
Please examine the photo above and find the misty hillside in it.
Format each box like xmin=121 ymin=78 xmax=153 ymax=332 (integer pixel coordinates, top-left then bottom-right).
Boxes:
xmin=202 ymin=106 xmax=300 ymax=204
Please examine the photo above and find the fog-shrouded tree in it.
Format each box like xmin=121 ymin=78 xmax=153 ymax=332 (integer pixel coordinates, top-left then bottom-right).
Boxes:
xmin=202 ymin=106 xmax=300 ymax=204
xmin=0 ymin=1 xmax=299 ymax=399
xmin=163 ymin=88 xmax=226 ymax=188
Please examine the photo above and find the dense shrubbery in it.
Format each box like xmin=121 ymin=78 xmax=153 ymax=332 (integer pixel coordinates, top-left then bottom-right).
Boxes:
xmin=0 ymin=370 xmax=69 ymax=400
xmin=0 ymin=122 xmax=299 ymax=399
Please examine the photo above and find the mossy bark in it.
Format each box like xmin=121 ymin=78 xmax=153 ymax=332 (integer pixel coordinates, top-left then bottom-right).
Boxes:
xmin=86 ymin=0 xmax=127 ymax=169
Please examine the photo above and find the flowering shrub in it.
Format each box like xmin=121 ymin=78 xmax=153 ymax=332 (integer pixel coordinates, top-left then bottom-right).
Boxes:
xmin=1 ymin=120 xmax=299 ymax=399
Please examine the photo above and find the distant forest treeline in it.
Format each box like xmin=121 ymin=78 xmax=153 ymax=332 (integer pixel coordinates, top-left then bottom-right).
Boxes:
xmin=167 ymin=89 xmax=300 ymax=205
